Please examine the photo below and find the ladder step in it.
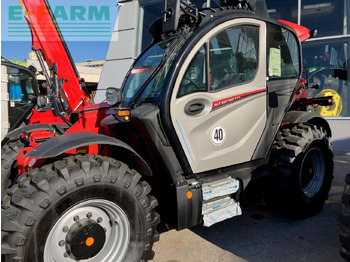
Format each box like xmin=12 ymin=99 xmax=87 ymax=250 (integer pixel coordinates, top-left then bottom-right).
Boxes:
xmin=202 ymin=176 xmax=239 ymax=201
xmin=202 ymin=197 xmax=242 ymax=227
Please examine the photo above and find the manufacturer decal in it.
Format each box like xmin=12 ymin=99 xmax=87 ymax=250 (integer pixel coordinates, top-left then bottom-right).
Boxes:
xmin=211 ymin=125 xmax=226 ymax=146
xmin=212 ymin=88 xmax=266 ymax=111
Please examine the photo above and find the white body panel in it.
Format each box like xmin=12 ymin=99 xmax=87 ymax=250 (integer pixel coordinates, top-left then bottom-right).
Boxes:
xmin=170 ymin=19 xmax=267 ymax=173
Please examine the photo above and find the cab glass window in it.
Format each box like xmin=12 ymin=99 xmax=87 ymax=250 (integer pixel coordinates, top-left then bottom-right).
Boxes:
xmin=209 ymin=25 xmax=259 ymax=91
xmin=8 ymin=67 xmax=36 ymax=106
xmin=138 ymin=50 xmax=179 ymax=104
xmin=177 ymin=25 xmax=259 ymax=98
xmin=177 ymin=45 xmax=207 ymax=98
xmin=122 ymin=37 xmax=175 ymax=105
xmin=267 ymin=23 xmax=300 ymax=79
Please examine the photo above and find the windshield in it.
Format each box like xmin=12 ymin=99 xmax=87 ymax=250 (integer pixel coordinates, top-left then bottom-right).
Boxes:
xmin=122 ymin=37 xmax=176 ymax=105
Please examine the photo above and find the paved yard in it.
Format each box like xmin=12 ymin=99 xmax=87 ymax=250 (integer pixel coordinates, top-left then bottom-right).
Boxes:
xmin=153 ymin=155 xmax=350 ymax=262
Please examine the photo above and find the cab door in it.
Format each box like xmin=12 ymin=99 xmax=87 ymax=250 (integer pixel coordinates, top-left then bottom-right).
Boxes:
xmin=5 ymin=63 xmax=38 ymax=131
xmin=170 ymin=18 xmax=267 ymax=174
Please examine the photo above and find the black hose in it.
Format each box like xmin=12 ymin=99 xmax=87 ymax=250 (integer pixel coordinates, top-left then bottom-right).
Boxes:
xmin=52 ymin=96 xmax=72 ymax=127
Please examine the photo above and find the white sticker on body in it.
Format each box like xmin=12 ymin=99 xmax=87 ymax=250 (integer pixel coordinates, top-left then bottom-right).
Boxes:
xmin=211 ymin=124 xmax=226 ymax=146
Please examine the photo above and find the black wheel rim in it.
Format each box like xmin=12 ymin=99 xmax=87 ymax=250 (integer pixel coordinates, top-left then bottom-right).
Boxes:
xmin=300 ymin=147 xmax=325 ymax=198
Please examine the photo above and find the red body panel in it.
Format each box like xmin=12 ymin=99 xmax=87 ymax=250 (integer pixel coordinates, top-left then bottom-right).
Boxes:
xmin=295 ymin=78 xmax=308 ymax=100
xmin=17 ymin=103 xmax=112 ymax=174
xmin=27 ymin=109 xmax=68 ymax=125
xmin=66 ymin=102 xmax=111 ymax=134
xmin=278 ymin=19 xmax=312 ymax=42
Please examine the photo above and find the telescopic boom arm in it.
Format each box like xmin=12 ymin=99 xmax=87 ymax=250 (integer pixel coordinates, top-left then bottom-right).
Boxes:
xmin=19 ymin=0 xmax=92 ymax=111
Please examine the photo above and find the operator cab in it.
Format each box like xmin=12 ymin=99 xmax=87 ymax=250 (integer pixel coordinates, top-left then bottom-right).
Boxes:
xmin=119 ymin=0 xmax=301 ymax=176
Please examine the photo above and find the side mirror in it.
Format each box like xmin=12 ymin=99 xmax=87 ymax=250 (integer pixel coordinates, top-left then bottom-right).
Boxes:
xmin=162 ymin=0 xmax=180 ymax=33
xmin=310 ymin=29 xmax=318 ymax=39
xmin=105 ymin=87 xmax=123 ymax=106
xmin=52 ymin=62 xmax=58 ymax=75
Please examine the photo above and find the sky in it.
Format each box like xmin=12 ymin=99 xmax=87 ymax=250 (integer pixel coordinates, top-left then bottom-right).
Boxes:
xmin=1 ymin=40 xmax=110 ymax=63
xmin=1 ymin=0 xmax=118 ymax=63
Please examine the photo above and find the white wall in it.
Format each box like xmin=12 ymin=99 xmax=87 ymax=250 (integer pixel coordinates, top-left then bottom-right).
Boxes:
xmin=1 ymin=65 xmax=10 ymax=139
xmin=327 ymin=118 xmax=350 ymax=155
xmin=95 ymin=0 xmax=140 ymax=103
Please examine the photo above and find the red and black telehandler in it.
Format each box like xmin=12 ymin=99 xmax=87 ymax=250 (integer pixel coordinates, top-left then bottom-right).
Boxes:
xmin=2 ymin=0 xmax=335 ymax=261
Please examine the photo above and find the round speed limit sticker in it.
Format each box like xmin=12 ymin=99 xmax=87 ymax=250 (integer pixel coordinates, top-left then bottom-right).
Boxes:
xmin=211 ymin=125 xmax=226 ymax=146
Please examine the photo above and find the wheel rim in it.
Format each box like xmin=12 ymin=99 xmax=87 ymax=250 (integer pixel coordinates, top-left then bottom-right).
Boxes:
xmin=300 ymin=147 xmax=325 ymax=198
xmin=44 ymin=199 xmax=130 ymax=262
xmin=314 ymin=89 xmax=343 ymax=116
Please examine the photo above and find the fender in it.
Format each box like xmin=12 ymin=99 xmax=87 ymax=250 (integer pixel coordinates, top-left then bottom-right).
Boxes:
xmin=282 ymin=111 xmax=332 ymax=137
xmin=27 ymin=132 xmax=152 ymax=176
xmin=5 ymin=123 xmax=69 ymax=139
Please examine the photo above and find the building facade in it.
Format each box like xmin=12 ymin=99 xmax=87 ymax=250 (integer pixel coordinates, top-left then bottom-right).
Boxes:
xmin=97 ymin=0 xmax=350 ymax=154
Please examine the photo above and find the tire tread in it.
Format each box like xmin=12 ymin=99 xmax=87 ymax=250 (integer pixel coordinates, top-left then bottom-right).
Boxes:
xmin=2 ymin=155 xmax=159 ymax=261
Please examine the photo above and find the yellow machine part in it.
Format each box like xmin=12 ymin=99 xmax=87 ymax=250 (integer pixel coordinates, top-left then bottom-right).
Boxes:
xmin=314 ymin=89 xmax=343 ymax=116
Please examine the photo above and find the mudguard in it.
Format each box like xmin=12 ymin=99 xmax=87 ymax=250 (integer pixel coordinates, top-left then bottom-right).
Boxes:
xmin=27 ymin=132 xmax=152 ymax=176
xmin=5 ymin=123 xmax=69 ymax=138
xmin=282 ymin=111 xmax=332 ymax=137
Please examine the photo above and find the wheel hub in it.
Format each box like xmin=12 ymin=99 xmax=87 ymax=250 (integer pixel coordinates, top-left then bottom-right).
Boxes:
xmin=300 ymin=148 xmax=325 ymax=198
xmin=66 ymin=218 xmax=106 ymax=260
xmin=44 ymin=200 xmax=131 ymax=262
xmin=301 ymin=162 xmax=315 ymax=185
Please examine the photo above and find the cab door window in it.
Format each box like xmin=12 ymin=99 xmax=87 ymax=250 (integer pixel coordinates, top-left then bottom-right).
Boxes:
xmin=209 ymin=25 xmax=259 ymax=91
xmin=177 ymin=45 xmax=207 ymax=98
xmin=267 ymin=23 xmax=300 ymax=79
xmin=177 ymin=25 xmax=259 ymax=98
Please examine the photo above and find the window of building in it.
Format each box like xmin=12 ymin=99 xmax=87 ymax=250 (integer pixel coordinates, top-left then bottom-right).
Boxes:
xmin=266 ymin=0 xmax=298 ymax=24
xmin=303 ymin=39 xmax=350 ymax=116
xmin=139 ymin=1 xmax=163 ymax=52
xmin=301 ymin=0 xmax=345 ymax=38
xmin=139 ymin=0 xmax=207 ymax=53
xmin=267 ymin=23 xmax=300 ymax=79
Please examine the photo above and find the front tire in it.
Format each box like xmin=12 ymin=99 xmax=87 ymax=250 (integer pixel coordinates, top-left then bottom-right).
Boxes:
xmin=1 ymin=155 xmax=160 ymax=262
xmin=269 ymin=123 xmax=334 ymax=216
xmin=1 ymin=139 xmax=24 ymax=194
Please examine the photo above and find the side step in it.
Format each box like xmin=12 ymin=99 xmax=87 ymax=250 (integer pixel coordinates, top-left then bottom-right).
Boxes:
xmin=201 ymin=177 xmax=242 ymax=227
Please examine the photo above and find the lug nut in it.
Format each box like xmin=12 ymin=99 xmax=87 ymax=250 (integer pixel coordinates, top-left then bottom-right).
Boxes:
xmin=63 ymin=252 xmax=69 ymax=258
xmin=62 ymin=226 xmax=69 ymax=233
xmin=59 ymin=240 xmax=65 ymax=247
xmin=97 ymin=217 xmax=103 ymax=223
xmin=73 ymin=215 xmax=79 ymax=222
xmin=86 ymin=212 xmax=92 ymax=219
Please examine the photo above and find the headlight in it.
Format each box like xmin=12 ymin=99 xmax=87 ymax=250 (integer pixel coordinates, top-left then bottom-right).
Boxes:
xmin=105 ymin=87 xmax=122 ymax=106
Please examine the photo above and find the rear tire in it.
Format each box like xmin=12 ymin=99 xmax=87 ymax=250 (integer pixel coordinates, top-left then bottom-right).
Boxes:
xmin=339 ymin=173 xmax=350 ymax=261
xmin=269 ymin=123 xmax=334 ymax=217
xmin=1 ymin=155 xmax=160 ymax=262
xmin=1 ymin=139 xmax=24 ymax=194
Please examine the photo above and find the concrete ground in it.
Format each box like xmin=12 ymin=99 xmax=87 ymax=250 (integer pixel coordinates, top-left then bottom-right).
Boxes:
xmin=152 ymin=155 xmax=350 ymax=262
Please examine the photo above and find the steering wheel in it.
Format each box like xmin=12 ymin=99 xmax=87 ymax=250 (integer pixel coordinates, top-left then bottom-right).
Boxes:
xmin=184 ymin=76 xmax=201 ymax=91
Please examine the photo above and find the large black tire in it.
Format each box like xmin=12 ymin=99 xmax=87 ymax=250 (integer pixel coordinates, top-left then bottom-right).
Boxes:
xmin=1 ymin=155 xmax=160 ymax=262
xmin=269 ymin=123 xmax=334 ymax=217
xmin=1 ymin=139 xmax=25 ymax=194
xmin=339 ymin=173 xmax=350 ymax=261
